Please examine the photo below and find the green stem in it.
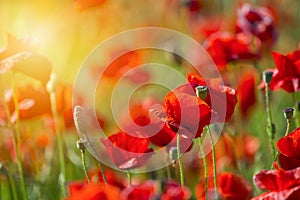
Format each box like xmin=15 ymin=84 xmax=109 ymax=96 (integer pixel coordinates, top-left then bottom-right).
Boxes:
xmin=198 ymin=137 xmax=208 ymax=200
xmin=0 ymin=95 xmax=19 ymax=200
xmin=272 ymin=119 xmax=291 ymax=169
xmin=80 ymin=150 xmax=90 ymax=182
xmin=127 ymin=170 xmax=132 ymax=187
xmin=177 ymin=133 xmax=184 ymax=187
xmin=97 ymin=161 xmax=107 ymax=185
xmin=166 ymin=161 xmax=171 ymax=180
xmin=49 ymin=91 xmax=67 ymax=197
xmin=7 ymin=166 xmax=18 ymax=200
xmin=265 ymin=82 xmax=276 ymax=159
xmin=208 ymin=126 xmax=219 ymax=200
xmin=11 ymin=77 xmax=28 ymax=200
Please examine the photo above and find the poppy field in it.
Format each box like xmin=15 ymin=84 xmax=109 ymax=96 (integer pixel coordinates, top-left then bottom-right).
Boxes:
xmin=1 ymin=0 xmax=300 ymax=199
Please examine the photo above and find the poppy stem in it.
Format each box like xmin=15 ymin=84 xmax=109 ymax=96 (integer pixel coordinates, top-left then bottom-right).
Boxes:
xmin=81 ymin=150 xmax=90 ymax=182
xmin=76 ymin=139 xmax=91 ymax=182
xmin=166 ymin=159 xmax=171 ymax=180
xmin=127 ymin=170 xmax=132 ymax=186
xmin=272 ymin=118 xmax=292 ymax=169
xmin=0 ymin=91 xmax=19 ymax=200
xmin=198 ymin=135 xmax=208 ymax=200
xmin=97 ymin=162 xmax=107 ymax=185
xmin=208 ymin=126 xmax=219 ymax=200
xmin=1 ymin=163 xmax=18 ymax=200
xmin=49 ymin=90 xmax=67 ymax=197
xmin=11 ymin=76 xmax=28 ymax=200
xmin=177 ymin=133 xmax=185 ymax=187
xmin=265 ymin=82 xmax=276 ymax=159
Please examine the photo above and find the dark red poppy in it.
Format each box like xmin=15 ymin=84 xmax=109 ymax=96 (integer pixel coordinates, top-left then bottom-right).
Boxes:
xmin=267 ymin=50 xmax=300 ymax=93
xmin=277 ymin=127 xmax=300 ymax=169
xmin=204 ymin=32 xmax=260 ymax=70
xmin=101 ymin=131 xmax=153 ymax=170
xmin=161 ymin=180 xmax=191 ymax=200
xmin=237 ymin=70 xmax=257 ymax=118
xmin=65 ymin=182 xmax=121 ymax=200
xmin=186 ymin=73 xmax=238 ymax=122
xmin=196 ymin=172 xmax=252 ymax=200
xmin=120 ymin=181 xmax=156 ymax=200
xmin=253 ymin=163 xmax=300 ymax=200
xmin=236 ymin=3 xmax=277 ymax=47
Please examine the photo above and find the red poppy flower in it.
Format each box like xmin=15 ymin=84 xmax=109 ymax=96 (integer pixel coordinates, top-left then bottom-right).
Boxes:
xmin=164 ymin=91 xmax=213 ymax=138
xmin=101 ymin=131 xmax=153 ymax=170
xmin=236 ymin=3 xmax=277 ymax=47
xmin=186 ymin=73 xmax=238 ymax=122
xmin=204 ymin=32 xmax=260 ymax=70
xmin=267 ymin=50 xmax=300 ymax=93
xmin=161 ymin=181 xmax=191 ymax=200
xmin=237 ymin=70 xmax=257 ymax=118
xmin=277 ymin=127 xmax=300 ymax=169
xmin=196 ymin=172 xmax=252 ymax=200
xmin=65 ymin=182 xmax=121 ymax=200
xmin=118 ymin=98 xmax=177 ymax=147
xmin=253 ymin=164 xmax=300 ymax=200
xmin=120 ymin=181 xmax=156 ymax=200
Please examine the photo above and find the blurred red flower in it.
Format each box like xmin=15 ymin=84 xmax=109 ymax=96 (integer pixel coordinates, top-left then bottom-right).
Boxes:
xmin=161 ymin=181 xmax=191 ymax=200
xmin=101 ymin=131 xmax=153 ymax=170
xmin=204 ymin=32 xmax=260 ymax=70
xmin=120 ymin=181 xmax=156 ymax=200
xmin=277 ymin=127 xmax=300 ymax=170
xmin=65 ymin=182 xmax=121 ymax=200
xmin=196 ymin=172 xmax=252 ymax=200
xmin=236 ymin=3 xmax=277 ymax=47
xmin=88 ymin=168 xmax=126 ymax=189
xmin=253 ymin=163 xmax=300 ymax=200
xmin=237 ymin=70 xmax=257 ymax=118
xmin=74 ymin=0 xmax=106 ymax=11
xmin=1 ymin=85 xmax=51 ymax=123
xmin=268 ymin=50 xmax=300 ymax=93
xmin=102 ymin=50 xmax=143 ymax=79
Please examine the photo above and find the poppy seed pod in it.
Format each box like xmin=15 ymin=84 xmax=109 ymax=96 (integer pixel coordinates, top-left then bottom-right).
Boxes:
xmin=76 ymin=138 xmax=87 ymax=152
xmin=195 ymin=85 xmax=208 ymax=100
xmin=263 ymin=70 xmax=273 ymax=84
xmin=283 ymin=107 xmax=294 ymax=120
xmin=73 ymin=106 xmax=89 ymax=133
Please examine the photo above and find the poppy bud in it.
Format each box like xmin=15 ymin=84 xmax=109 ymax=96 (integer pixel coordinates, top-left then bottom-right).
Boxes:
xmin=195 ymin=86 xmax=208 ymax=100
xmin=283 ymin=107 xmax=294 ymax=120
xmin=73 ymin=106 xmax=89 ymax=133
xmin=76 ymin=138 xmax=87 ymax=152
xmin=263 ymin=71 xmax=273 ymax=84
xmin=46 ymin=73 xmax=57 ymax=93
